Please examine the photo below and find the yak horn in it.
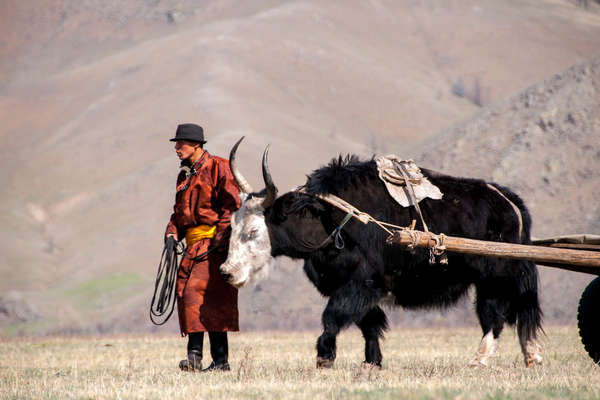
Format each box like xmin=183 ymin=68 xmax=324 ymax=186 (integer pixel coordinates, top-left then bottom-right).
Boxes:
xmin=261 ymin=144 xmax=278 ymax=208
xmin=229 ymin=136 xmax=253 ymax=194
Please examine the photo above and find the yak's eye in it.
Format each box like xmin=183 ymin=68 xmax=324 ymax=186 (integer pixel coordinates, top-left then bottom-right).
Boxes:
xmin=246 ymin=229 xmax=258 ymax=240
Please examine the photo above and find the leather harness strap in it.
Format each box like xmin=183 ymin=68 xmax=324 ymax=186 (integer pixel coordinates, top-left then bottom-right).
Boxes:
xmin=393 ymin=160 xmax=429 ymax=233
xmin=486 ymin=184 xmax=523 ymax=242
xmin=298 ymin=186 xmax=449 ymax=267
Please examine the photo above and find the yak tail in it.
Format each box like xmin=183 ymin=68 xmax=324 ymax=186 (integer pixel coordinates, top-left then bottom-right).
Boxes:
xmin=515 ymin=259 xmax=544 ymax=342
xmin=491 ymin=184 xmax=544 ymax=340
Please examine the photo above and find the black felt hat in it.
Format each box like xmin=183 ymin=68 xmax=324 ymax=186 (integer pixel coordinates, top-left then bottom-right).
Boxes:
xmin=169 ymin=123 xmax=207 ymax=143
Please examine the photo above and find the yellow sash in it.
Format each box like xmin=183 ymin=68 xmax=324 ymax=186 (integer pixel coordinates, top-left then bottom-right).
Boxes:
xmin=185 ymin=225 xmax=216 ymax=246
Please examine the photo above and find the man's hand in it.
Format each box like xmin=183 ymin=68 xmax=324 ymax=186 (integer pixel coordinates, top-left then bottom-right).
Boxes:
xmin=165 ymin=233 xmax=178 ymax=243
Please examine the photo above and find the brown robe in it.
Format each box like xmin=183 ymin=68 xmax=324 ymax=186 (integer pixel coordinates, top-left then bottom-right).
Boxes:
xmin=165 ymin=150 xmax=241 ymax=334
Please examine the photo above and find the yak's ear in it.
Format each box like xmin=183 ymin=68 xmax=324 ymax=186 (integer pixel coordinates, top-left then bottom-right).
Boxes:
xmin=267 ymin=192 xmax=324 ymax=224
xmin=288 ymin=192 xmax=326 ymax=215
xmin=264 ymin=191 xmax=289 ymax=224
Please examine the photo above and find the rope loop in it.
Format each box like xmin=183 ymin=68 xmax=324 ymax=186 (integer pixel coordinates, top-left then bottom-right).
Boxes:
xmin=334 ymin=230 xmax=345 ymax=249
xmin=428 ymin=232 xmax=448 ymax=265
xmin=332 ymin=211 xmax=354 ymax=250
xmin=149 ymin=237 xmax=184 ymax=325
xmin=403 ymin=227 xmax=422 ymax=253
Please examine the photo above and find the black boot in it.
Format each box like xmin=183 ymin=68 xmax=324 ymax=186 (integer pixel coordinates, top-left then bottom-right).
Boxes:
xmin=179 ymin=332 xmax=203 ymax=372
xmin=202 ymin=332 xmax=230 ymax=372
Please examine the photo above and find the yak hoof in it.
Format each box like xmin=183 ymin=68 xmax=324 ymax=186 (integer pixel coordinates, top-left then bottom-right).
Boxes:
xmin=468 ymin=357 xmax=490 ymax=367
xmin=361 ymin=361 xmax=382 ymax=371
xmin=525 ymin=353 xmax=543 ymax=367
xmin=354 ymin=362 xmax=382 ymax=380
xmin=316 ymin=356 xmax=335 ymax=369
xmin=523 ymin=340 xmax=543 ymax=367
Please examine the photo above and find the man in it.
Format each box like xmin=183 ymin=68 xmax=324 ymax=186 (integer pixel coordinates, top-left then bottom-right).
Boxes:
xmin=164 ymin=123 xmax=241 ymax=372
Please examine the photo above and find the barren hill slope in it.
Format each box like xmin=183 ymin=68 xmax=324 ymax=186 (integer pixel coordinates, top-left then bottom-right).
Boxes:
xmin=410 ymin=58 xmax=600 ymax=322
xmin=1 ymin=0 xmax=600 ymax=335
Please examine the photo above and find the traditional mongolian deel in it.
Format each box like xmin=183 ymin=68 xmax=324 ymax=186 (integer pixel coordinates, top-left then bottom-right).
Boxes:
xmin=374 ymin=155 xmax=443 ymax=207
xmin=165 ymin=151 xmax=241 ymax=334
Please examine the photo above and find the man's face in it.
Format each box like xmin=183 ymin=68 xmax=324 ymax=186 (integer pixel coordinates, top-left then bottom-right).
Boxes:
xmin=174 ymin=140 xmax=200 ymax=160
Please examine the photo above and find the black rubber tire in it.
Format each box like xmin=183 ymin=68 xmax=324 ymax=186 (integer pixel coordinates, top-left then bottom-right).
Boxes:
xmin=577 ymin=276 xmax=600 ymax=364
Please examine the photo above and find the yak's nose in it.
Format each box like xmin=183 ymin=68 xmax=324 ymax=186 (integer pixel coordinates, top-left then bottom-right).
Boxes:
xmin=220 ymin=269 xmax=232 ymax=283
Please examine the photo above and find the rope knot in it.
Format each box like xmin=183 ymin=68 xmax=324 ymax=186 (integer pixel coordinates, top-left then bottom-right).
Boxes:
xmin=429 ymin=233 xmax=448 ymax=265
xmin=403 ymin=227 xmax=422 ymax=253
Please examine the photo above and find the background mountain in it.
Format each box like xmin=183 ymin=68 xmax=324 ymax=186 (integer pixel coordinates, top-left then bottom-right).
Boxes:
xmin=1 ymin=0 xmax=599 ymax=336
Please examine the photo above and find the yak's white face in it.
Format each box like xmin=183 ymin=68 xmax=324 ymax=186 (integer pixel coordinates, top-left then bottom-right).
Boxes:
xmin=221 ymin=194 xmax=274 ymax=288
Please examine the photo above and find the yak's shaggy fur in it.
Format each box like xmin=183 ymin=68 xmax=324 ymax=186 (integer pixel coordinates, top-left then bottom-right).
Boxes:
xmin=227 ymin=155 xmax=543 ymax=367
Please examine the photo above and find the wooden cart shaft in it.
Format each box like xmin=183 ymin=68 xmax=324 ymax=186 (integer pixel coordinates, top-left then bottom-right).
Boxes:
xmin=387 ymin=230 xmax=600 ymax=275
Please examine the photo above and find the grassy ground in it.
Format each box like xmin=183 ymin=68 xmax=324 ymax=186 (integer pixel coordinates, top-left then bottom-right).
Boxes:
xmin=0 ymin=326 xmax=598 ymax=399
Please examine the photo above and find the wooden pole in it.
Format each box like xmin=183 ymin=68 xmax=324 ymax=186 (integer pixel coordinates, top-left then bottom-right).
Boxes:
xmin=386 ymin=229 xmax=600 ymax=275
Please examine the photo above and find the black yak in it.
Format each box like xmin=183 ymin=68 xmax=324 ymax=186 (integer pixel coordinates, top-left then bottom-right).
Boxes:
xmin=220 ymin=139 xmax=543 ymax=368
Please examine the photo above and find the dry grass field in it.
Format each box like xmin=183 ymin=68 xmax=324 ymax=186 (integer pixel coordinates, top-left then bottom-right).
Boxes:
xmin=1 ymin=326 xmax=598 ymax=399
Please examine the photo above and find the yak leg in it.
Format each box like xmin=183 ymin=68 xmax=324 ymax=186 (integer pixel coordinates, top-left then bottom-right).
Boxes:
xmin=316 ymin=282 xmax=380 ymax=368
xmin=469 ymin=330 xmax=498 ymax=367
xmin=470 ymin=297 xmax=506 ymax=366
xmin=356 ymin=306 xmax=388 ymax=368
xmin=516 ymin=291 xmax=543 ymax=367
xmin=515 ymin=261 xmax=543 ymax=367
xmin=316 ymin=302 xmax=345 ymax=368
xmin=520 ymin=336 xmax=542 ymax=367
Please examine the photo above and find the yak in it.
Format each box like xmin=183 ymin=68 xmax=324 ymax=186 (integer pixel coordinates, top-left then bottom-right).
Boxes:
xmin=220 ymin=138 xmax=543 ymax=369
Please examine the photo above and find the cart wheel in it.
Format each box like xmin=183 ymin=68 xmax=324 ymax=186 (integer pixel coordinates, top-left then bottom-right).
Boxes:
xmin=578 ymin=276 xmax=600 ymax=364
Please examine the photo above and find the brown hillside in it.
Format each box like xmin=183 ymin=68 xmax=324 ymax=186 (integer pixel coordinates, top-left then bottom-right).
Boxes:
xmin=1 ymin=0 xmax=600 ymax=335
xmin=410 ymin=58 xmax=600 ymax=323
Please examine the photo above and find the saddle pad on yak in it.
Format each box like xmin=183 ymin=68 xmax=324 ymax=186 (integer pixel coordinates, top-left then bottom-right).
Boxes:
xmin=375 ymin=155 xmax=443 ymax=207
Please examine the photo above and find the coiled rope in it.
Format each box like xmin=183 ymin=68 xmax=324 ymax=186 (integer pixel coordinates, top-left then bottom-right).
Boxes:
xmin=149 ymin=237 xmax=219 ymax=325
xmin=149 ymin=236 xmax=184 ymax=325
